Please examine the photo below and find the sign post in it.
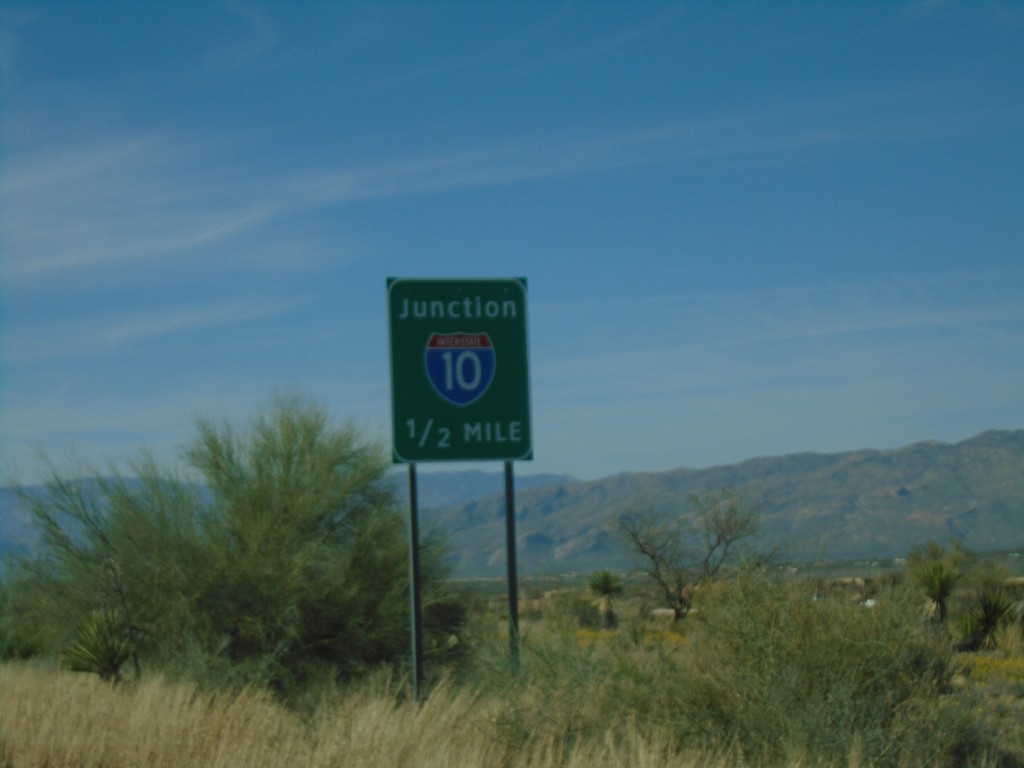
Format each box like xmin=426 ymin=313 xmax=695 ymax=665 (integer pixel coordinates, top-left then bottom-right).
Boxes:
xmin=388 ymin=278 xmax=532 ymax=691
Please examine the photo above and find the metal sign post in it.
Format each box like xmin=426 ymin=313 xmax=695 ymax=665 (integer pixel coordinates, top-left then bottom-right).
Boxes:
xmin=387 ymin=278 xmax=532 ymax=691
xmin=504 ymin=460 xmax=520 ymax=668
xmin=406 ymin=463 xmax=425 ymax=696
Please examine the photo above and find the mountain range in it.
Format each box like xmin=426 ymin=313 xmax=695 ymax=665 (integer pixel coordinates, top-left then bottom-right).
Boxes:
xmin=3 ymin=430 xmax=1022 ymax=578
xmin=417 ymin=429 xmax=1024 ymax=576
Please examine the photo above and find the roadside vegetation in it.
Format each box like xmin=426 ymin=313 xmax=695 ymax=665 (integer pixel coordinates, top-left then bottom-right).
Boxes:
xmin=0 ymin=394 xmax=457 ymax=700
xmin=2 ymin=395 xmax=1023 ymax=767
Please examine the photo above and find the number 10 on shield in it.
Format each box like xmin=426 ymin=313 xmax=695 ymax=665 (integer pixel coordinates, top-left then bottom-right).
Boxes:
xmin=425 ymin=333 xmax=496 ymax=407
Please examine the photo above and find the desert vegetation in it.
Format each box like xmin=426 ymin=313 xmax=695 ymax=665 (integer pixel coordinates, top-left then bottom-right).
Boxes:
xmin=0 ymin=394 xmax=457 ymax=698
xmin=2 ymin=396 xmax=1024 ymax=767
xmin=619 ymin=487 xmax=760 ymax=619
xmin=4 ymin=567 xmax=1024 ymax=767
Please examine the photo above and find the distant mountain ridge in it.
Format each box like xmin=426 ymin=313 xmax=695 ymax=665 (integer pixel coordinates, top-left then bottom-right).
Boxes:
xmin=395 ymin=470 xmax=577 ymax=510
xmin=3 ymin=431 xmax=1022 ymax=578
xmin=421 ymin=430 xmax=1024 ymax=577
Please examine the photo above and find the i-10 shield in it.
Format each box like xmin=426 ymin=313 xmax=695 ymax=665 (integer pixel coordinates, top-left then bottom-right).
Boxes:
xmin=424 ymin=332 xmax=495 ymax=406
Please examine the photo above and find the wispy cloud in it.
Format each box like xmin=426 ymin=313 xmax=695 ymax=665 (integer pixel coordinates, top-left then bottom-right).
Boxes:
xmin=1 ymin=131 xmax=285 ymax=281
xmin=533 ymin=275 xmax=1024 ymax=395
xmin=343 ymin=4 xmax=688 ymax=96
xmin=1 ymin=386 xmax=263 ymax=482
xmin=289 ymin=93 xmax=992 ymax=209
xmin=97 ymin=298 xmax=304 ymax=348
xmin=5 ymin=297 xmax=306 ymax=363
xmin=200 ymin=2 xmax=280 ymax=74
xmin=526 ymin=274 xmax=1024 ymax=475
xmin=5 ymin=74 xmax=1013 ymax=290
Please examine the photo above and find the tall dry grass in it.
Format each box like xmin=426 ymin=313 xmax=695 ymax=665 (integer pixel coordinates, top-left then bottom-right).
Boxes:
xmin=4 ymin=573 xmax=1022 ymax=767
xmin=0 ymin=663 xmax=720 ymax=768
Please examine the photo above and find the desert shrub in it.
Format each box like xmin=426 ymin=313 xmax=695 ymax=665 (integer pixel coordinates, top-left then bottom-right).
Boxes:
xmin=61 ymin=610 xmax=134 ymax=683
xmin=423 ymin=598 xmax=470 ymax=665
xmin=674 ymin=568 xmax=989 ymax=766
xmin=588 ymin=570 xmax=623 ymax=629
xmin=458 ymin=590 xmax=691 ymax=759
xmin=0 ymin=580 xmax=45 ymax=660
xmin=619 ymin=487 xmax=758 ymax=619
xmin=958 ymin=572 xmax=1017 ymax=652
xmin=456 ymin=588 xmax=634 ymax=758
xmin=573 ymin=600 xmax=603 ymax=629
xmin=907 ymin=540 xmax=968 ymax=624
xmin=993 ymin=618 xmax=1024 ymax=657
xmin=6 ymin=394 xmax=451 ymax=698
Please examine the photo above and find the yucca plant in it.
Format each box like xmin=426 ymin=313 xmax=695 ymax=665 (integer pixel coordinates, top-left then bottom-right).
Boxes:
xmin=62 ymin=610 xmax=134 ymax=684
xmin=588 ymin=570 xmax=624 ymax=629
xmin=907 ymin=542 xmax=964 ymax=624
xmin=915 ymin=559 xmax=960 ymax=624
xmin=971 ymin=586 xmax=1013 ymax=650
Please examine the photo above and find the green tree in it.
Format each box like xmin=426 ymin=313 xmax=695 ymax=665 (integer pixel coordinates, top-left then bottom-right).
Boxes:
xmin=8 ymin=394 xmax=450 ymax=695
xmin=619 ymin=487 xmax=758 ymax=619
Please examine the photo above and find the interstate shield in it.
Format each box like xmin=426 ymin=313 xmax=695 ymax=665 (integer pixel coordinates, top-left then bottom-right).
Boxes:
xmin=424 ymin=332 xmax=496 ymax=406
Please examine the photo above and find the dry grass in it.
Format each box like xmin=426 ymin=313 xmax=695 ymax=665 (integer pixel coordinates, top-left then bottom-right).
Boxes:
xmin=5 ymin=583 xmax=1024 ymax=768
xmin=0 ymin=663 xmax=722 ymax=768
xmin=7 ymin=652 xmax=1020 ymax=768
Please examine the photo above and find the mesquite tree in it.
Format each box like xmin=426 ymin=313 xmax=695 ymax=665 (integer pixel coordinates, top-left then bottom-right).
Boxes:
xmin=619 ymin=487 xmax=758 ymax=619
xmin=6 ymin=394 xmax=451 ymax=694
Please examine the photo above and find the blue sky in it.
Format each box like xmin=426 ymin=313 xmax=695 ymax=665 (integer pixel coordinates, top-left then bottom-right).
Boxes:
xmin=2 ymin=2 xmax=1022 ymax=485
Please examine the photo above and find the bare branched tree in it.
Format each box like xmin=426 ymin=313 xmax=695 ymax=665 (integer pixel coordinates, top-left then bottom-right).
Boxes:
xmin=619 ymin=487 xmax=758 ymax=619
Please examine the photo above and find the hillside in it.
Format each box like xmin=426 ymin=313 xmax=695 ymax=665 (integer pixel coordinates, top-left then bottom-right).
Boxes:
xmin=3 ymin=431 xmax=1022 ymax=578
xmin=0 ymin=472 xmax=575 ymax=565
xmin=397 ymin=469 xmax=576 ymax=510
xmin=423 ymin=430 xmax=1024 ymax=576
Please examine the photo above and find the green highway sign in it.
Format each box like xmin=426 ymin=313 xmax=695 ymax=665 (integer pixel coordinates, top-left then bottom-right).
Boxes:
xmin=387 ymin=278 xmax=532 ymax=463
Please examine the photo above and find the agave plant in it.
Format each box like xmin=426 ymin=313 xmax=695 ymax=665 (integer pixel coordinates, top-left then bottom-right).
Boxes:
xmin=62 ymin=611 xmax=134 ymax=684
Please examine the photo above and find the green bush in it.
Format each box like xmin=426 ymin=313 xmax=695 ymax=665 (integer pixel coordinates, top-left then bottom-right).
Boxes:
xmin=0 ymin=579 xmax=45 ymax=660
xmin=470 ymin=618 xmax=611 ymax=755
xmin=674 ymin=568 xmax=994 ymax=765
xmin=455 ymin=569 xmax=1016 ymax=766
xmin=7 ymin=394 xmax=452 ymax=698
xmin=573 ymin=600 xmax=603 ymax=629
